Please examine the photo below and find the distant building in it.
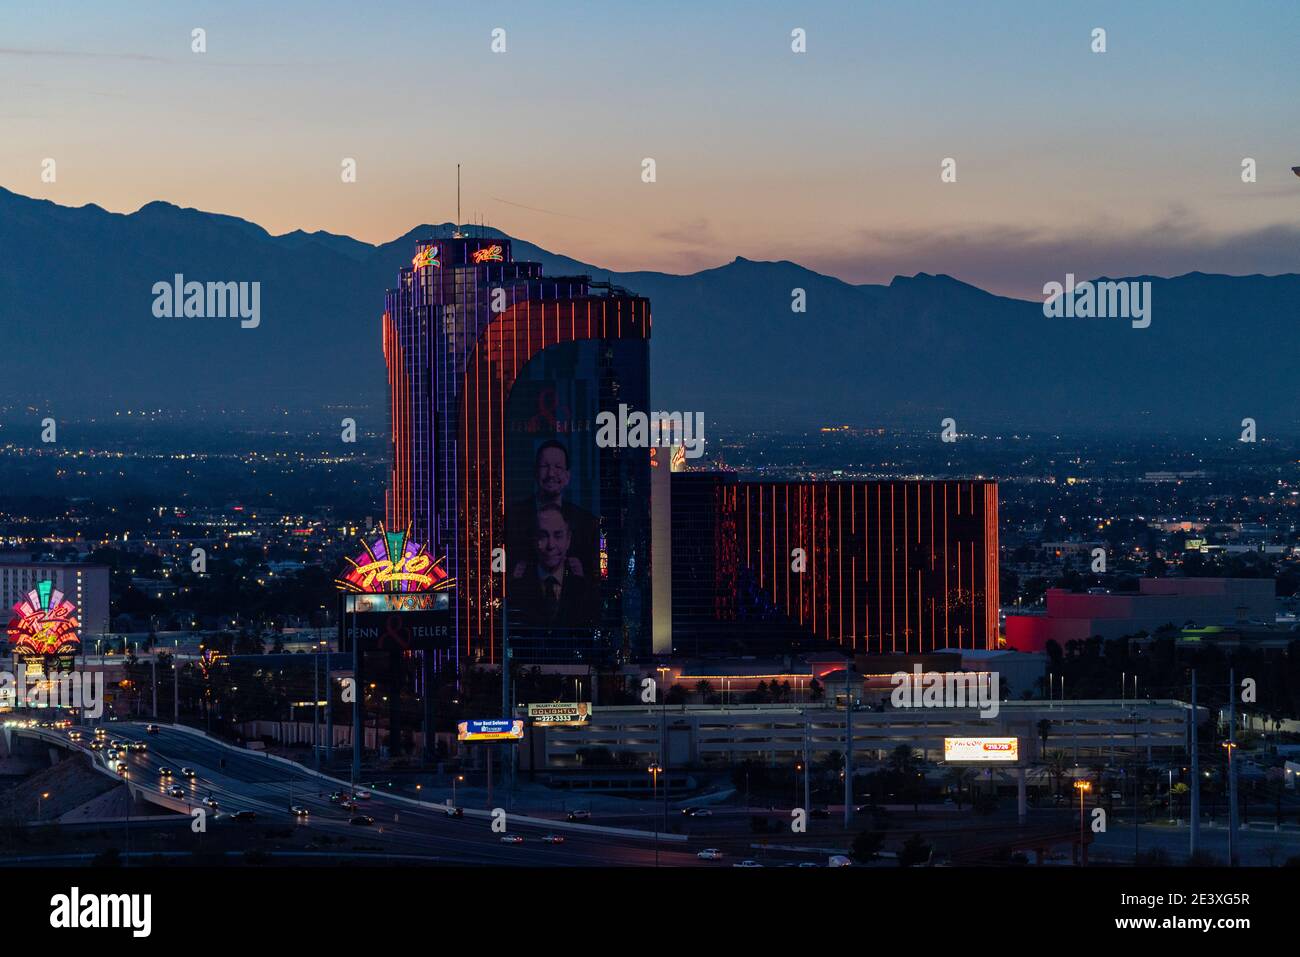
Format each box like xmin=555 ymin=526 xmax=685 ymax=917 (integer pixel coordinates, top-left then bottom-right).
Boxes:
xmin=0 ymin=556 xmax=110 ymax=641
xmin=1005 ymin=577 xmax=1276 ymax=652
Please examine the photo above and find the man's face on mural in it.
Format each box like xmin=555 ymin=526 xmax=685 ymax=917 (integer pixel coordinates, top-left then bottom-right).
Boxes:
xmin=536 ymin=446 xmax=570 ymax=499
xmin=534 ymin=507 xmax=571 ymax=574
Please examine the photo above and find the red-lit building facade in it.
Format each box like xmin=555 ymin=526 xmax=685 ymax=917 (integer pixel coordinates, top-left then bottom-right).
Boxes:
xmin=670 ymin=475 xmax=1000 ymax=655
xmin=739 ymin=480 xmax=1000 ymax=653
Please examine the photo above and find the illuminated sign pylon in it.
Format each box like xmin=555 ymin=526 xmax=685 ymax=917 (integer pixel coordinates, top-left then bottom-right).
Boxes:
xmin=7 ymin=580 xmax=80 ymax=657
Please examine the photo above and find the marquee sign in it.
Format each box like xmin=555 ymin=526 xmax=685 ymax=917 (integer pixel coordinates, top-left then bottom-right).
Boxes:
xmin=7 ymin=581 xmax=80 ymax=657
xmin=334 ymin=524 xmax=454 ymax=594
xmin=471 ymin=244 xmax=503 ymax=264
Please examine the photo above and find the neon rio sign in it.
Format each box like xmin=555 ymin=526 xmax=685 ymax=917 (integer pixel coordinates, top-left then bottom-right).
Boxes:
xmin=335 ymin=523 xmax=454 ymax=594
xmin=412 ymin=245 xmax=440 ymax=270
xmin=472 ymin=244 xmax=503 ymax=264
xmin=7 ymin=581 xmax=80 ymax=657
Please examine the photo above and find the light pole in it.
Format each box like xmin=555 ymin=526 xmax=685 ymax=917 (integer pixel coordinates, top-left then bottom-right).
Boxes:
xmin=648 ymin=763 xmax=662 ymax=867
xmin=452 ymin=773 xmax=463 ymax=808
xmin=1222 ymin=739 xmax=1238 ymax=866
xmin=1074 ymin=779 xmax=1092 ymax=866
xmin=38 ymin=791 xmax=49 ymax=822
xmin=1127 ymin=710 xmax=1141 ymax=863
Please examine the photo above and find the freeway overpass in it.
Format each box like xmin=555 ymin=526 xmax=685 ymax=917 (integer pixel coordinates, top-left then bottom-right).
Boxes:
xmin=12 ymin=720 xmax=702 ymax=867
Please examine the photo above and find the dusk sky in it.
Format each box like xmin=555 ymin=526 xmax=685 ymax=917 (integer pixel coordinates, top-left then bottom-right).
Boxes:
xmin=3 ymin=0 xmax=1297 ymax=296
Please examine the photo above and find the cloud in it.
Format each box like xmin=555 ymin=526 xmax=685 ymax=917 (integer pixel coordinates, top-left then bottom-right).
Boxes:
xmin=653 ymin=218 xmax=719 ymax=247
xmin=0 ymin=47 xmax=171 ymax=63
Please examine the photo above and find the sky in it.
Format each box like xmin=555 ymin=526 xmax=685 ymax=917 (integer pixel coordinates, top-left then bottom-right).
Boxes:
xmin=1 ymin=0 xmax=1297 ymax=297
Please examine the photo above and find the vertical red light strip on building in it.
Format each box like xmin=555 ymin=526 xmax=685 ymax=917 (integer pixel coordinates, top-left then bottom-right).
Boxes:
xmin=889 ymin=483 xmax=896 ymax=652
xmin=764 ymin=486 xmax=774 ymax=613
xmin=784 ymin=484 xmax=790 ymax=617
xmin=876 ymin=485 xmax=883 ymax=652
xmin=902 ymin=482 xmax=909 ymax=653
xmin=969 ymin=538 xmax=976 ymax=650
xmin=943 ymin=482 xmax=950 ymax=647
xmin=836 ymin=484 xmax=843 ymax=645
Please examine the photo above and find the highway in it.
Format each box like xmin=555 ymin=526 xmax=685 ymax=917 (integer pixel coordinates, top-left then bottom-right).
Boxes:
xmin=37 ymin=721 xmax=708 ymax=867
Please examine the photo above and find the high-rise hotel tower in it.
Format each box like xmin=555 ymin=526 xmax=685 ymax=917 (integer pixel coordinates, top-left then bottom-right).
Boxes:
xmin=383 ymin=236 xmax=652 ymax=666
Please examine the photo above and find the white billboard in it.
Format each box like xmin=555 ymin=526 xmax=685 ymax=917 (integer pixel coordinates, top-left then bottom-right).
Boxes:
xmin=943 ymin=736 xmax=1020 ymax=763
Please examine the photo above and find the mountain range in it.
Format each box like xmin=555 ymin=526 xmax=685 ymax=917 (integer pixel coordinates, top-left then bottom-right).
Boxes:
xmin=2 ymin=185 xmax=1296 ymax=435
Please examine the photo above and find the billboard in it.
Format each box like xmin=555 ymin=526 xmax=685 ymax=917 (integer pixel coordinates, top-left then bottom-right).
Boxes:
xmin=504 ymin=341 xmax=604 ymax=631
xmin=943 ymin=737 xmax=1020 ymax=763
xmin=458 ymin=719 xmax=525 ymax=741
xmin=526 ymin=702 xmax=593 ymax=726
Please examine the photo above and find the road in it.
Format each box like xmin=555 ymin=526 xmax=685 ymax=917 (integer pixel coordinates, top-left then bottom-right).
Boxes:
xmin=40 ymin=721 xmax=709 ymax=867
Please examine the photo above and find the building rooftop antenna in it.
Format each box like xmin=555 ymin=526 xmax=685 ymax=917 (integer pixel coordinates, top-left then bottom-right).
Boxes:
xmin=454 ymin=164 xmax=463 ymax=239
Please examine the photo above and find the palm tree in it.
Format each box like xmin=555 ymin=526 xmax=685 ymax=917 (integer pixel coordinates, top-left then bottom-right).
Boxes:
xmin=1170 ymin=782 xmax=1190 ymax=821
xmin=945 ymin=767 xmax=973 ymax=809
xmin=1037 ymin=719 xmax=1052 ymax=756
xmin=694 ymin=680 xmax=714 ymax=700
xmin=1044 ymin=750 xmax=1071 ymax=798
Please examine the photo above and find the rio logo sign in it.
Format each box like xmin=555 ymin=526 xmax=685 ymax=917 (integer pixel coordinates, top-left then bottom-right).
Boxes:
xmin=7 ymin=580 xmax=80 ymax=657
xmin=334 ymin=524 xmax=455 ymax=594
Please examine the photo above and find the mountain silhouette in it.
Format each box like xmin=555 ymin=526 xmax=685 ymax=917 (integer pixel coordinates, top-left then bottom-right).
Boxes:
xmin=2 ymin=186 xmax=1296 ymax=435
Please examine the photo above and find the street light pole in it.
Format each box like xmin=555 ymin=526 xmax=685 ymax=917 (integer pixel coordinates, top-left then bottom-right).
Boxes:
xmin=1074 ymin=779 xmax=1091 ymax=866
xmin=1190 ymin=669 xmax=1200 ymax=857
xmin=1227 ymin=665 xmax=1239 ymax=867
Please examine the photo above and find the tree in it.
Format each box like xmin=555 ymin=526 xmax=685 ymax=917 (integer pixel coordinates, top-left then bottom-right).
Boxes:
xmin=694 ymin=680 xmax=714 ymax=699
xmin=1044 ymin=750 xmax=1071 ymax=798
xmin=1170 ymin=782 xmax=1190 ymax=820
xmin=945 ymin=767 xmax=973 ymax=809
xmin=898 ymin=833 xmax=932 ymax=867
xmin=851 ymin=831 xmax=884 ymax=863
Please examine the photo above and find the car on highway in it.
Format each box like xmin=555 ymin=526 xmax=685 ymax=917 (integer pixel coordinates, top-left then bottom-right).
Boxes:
xmin=181 ymin=768 xmax=196 ymax=778
xmin=67 ymin=730 xmax=82 ymax=741
xmin=341 ymin=800 xmax=359 ymax=812
xmin=167 ymin=785 xmax=185 ymax=798
xmin=145 ymin=724 xmax=160 ymax=734
xmin=566 ymin=810 xmax=591 ymax=822
xmin=128 ymin=741 xmax=147 ymax=752
xmin=682 ymin=807 xmax=713 ymax=818
xmin=539 ymin=834 xmax=565 ymax=844
xmin=798 ymin=862 xmax=820 ymax=868
xmin=444 ymin=806 xmax=464 ymax=818
xmin=94 ymin=728 xmax=107 ymax=738
xmin=349 ymin=815 xmax=375 ymax=826
xmin=158 ymin=767 xmax=173 ymax=777
xmin=499 ymin=834 xmax=524 ymax=844
xmin=114 ymin=761 xmax=128 ymax=775
xmin=354 ymin=789 xmax=371 ymax=799
xmin=329 ymin=791 xmax=346 ymax=803
xmin=827 ymin=855 xmax=852 ymax=867
xmin=204 ymin=797 xmax=219 ymax=809
xmin=810 ymin=808 xmax=831 ymax=819
xmin=291 ymin=806 xmax=309 ymax=818
xmin=88 ymin=741 xmax=104 ymax=751
xmin=697 ymin=848 xmax=724 ymax=860
xmin=231 ymin=810 xmax=257 ymax=822
xmin=733 ymin=860 xmax=763 ymax=867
